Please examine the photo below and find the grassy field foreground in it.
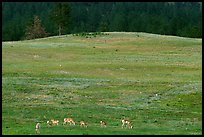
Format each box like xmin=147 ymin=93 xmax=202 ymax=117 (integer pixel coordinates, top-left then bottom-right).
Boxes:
xmin=2 ymin=32 xmax=202 ymax=135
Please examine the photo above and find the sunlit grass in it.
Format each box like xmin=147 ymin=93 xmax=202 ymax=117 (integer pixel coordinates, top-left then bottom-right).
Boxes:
xmin=2 ymin=32 xmax=202 ymax=135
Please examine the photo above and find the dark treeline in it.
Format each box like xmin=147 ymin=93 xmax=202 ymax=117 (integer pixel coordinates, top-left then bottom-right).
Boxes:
xmin=2 ymin=2 xmax=202 ymax=41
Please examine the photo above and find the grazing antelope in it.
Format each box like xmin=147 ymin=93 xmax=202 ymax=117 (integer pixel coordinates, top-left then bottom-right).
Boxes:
xmin=35 ymin=123 xmax=40 ymax=134
xmin=51 ymin=119 xmax=59 ymax=126
xmin=47 ymin=119 xmax=59 ymax=126
xmin=100 ymin=121 xmax=107 ymax=127
xmin=121 ymin=119 xmax=133 ymax=129
xmin=63 ymin=118 xmax=76 ymax=125
xmin=80 ymin=121 xmax=87 ymax=127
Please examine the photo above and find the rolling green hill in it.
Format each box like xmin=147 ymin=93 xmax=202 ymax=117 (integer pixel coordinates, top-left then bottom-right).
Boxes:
xmin=2 ymin=32 xmax=202 ymax=135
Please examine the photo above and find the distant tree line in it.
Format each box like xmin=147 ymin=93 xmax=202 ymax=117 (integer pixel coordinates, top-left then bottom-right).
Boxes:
xmin=2 ymin=2 xmax=202 ymax=41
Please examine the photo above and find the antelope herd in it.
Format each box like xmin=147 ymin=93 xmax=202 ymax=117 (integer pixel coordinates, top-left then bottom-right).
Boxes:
xmin=35 ymin=117 xmax=133 ymax=134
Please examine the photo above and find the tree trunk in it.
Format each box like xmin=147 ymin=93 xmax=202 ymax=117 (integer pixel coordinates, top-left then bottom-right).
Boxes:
xmin=59 ymin=25 xmax=61 ymax=36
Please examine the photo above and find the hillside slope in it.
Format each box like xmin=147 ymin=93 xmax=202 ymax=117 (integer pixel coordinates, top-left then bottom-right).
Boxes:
xmin=2 ymin=32 xmax=202 ymax=135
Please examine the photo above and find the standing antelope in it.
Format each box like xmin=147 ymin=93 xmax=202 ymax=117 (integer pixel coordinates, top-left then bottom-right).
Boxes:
xmin=35 ymin=123 xmax=40 ymax=134
xmin=47 ymin=120 xmax=52 ymax=126
xmin=121 ymin=119 xmax=133 ymax=129
xmin=63 ymin=118 xmax=76 ymax=125
xmin=100 ymin=121 xmax=107 ymax=127
xmin=80 ymin=121 xmax=87 ymax=127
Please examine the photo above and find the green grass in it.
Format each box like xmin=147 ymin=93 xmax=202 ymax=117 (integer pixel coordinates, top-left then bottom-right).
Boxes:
xmin=2 ymin=32 xmax=202 ymax=135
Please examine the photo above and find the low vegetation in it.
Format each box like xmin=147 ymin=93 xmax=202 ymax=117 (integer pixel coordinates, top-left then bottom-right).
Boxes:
xmin=2 ymin=32 xmax=202 ymax=135
xmin=72 ymin=32 xmax=109 ymax=38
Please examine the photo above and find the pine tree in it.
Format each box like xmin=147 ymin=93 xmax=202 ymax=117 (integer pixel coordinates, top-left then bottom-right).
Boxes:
xmin=25 ymin=15 xmax=48 ymax=40
xmin=49 ymin=2 xmax=71 ymax=36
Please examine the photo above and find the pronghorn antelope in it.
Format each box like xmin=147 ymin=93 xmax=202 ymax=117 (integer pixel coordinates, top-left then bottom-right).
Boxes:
xmin=47 ymin=120 xmax=52 ymax=126
xmin=121 ymin=119 xmax=133 ymax=129
xmin=47 ymin=119 xmax=59 ymax=126
xmin=63 ymin=118 xmax=76 ymax=125
xmin=51 ymin=119 xmax=59 ymax=126
xmin=100 ymin=121 xmax=107 ymax=127
xmin=35 ymin=123 xmax=40 ymax=134
xmin=80 ymin=121 xmax=87 ymax=127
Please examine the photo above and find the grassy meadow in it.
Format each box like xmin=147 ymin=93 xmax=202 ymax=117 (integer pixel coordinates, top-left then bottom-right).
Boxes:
xmin=2 ymin=32 xmax=202 ymax=135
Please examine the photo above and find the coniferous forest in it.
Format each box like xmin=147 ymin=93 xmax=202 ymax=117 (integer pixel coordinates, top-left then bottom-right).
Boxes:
xmin=2 ymin=2 xmax=202 ymax=41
